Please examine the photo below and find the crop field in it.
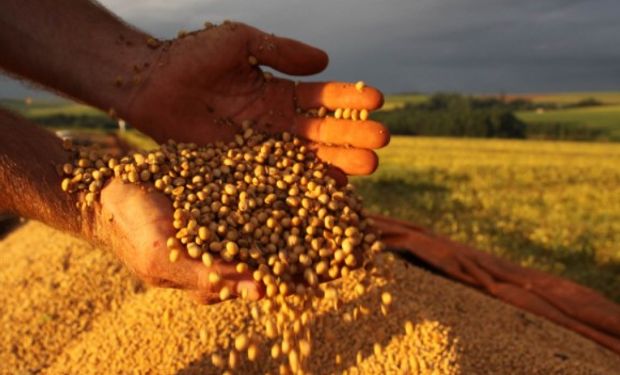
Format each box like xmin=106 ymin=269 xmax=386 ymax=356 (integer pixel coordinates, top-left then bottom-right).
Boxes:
xmin=0 ymin=98 xmax=101 ymax=117
xmin=382 ymin=92 xmax=620 ymax=141
xmin=382 ymin=91 xmax=620 ymax=110
xmin=504 ymin=91 xmax=620 ymax=105
xmin=381 ymin=93 xmax=428 ymax=110
xmin=516 ymin=104 xmax=620 ymax=140
xmin=353 ymin=136 xmax=620 ymax=302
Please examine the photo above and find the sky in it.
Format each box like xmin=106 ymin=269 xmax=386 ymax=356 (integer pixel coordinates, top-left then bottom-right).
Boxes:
xmin=2 ymin=0 xmax=619 ymax=98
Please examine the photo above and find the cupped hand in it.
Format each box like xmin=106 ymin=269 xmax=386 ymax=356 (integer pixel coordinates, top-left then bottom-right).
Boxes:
xmin=127 ymin=22 xmax=389 ymax=177
xmin=96 ymin=178 xmax=263 ymax=304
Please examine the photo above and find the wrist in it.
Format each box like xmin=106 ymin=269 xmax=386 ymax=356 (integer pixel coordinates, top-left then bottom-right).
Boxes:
xmin=0 ymin=110 xmax=94 ymax=239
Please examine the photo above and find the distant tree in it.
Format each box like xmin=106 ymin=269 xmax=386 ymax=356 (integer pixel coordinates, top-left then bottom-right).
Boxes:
xmin=372 ymin=93 xmax=526 ymax=139
xmin=566 ymin=97 xmax=603 ymax=108
xmin=33 ymin=114 xmax=118 ymax=130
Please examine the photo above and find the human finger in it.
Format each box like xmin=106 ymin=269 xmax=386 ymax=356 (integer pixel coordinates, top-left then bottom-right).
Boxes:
xmin=295 ymin=82 xmax=384 ymax=110
xmin=293 ymin=116 xmax=390 ymax=149
xmin=308 ymin=144 xmax=379 ymax=176
xmin=247 ymin=27 xmax=328 ymax=76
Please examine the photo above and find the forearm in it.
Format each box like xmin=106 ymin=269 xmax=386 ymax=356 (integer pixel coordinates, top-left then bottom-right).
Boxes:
xmin=0 ymin=0 xmax=156 ymax=119
xmin=0 ymin=108 xmax=92 ymax=238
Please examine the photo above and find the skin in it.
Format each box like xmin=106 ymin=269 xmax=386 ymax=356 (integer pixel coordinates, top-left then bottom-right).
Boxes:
xmin=0 ymin=110 xmax=261 ymax=303
xmin=0 ymin=0 xmax=389 ymax=304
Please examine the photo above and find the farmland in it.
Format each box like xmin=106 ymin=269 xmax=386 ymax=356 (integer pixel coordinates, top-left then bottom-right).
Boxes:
xmin=383 ymin=91 xmax=620 ymax=110
xmin=0 ymin=98 xmax=101 ymax=117
xmin=381 ymin=91 xmax=620 ymax=141
xmin=353 ymin=137 xmax=620 ymax=302
xmin=517 ymin=104 xmax=620 ymax=141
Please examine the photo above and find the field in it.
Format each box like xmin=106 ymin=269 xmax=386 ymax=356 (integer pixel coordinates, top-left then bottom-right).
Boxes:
xmin=516 ymin=104 xmax=620 ymax=140
xmin=0 ymin=98 xmax=101 ymax=117
xmin=353 ymin=137 xmax=620 ymax=302
xmin=382 ymin=91 xmax=620 ymax=141
xmin=503 ymin=91 xmax=620 ymax=105
xmin=381 ymin=93 xmax=428 ymax=110
xmin=383 ymin=91 xmax=620 ymax=109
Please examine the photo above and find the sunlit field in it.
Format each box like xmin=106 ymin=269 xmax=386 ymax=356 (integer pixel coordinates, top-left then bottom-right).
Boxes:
xmin=383 ymin=91 xmax=620 ymax=110
xmin=353 ymin=136 xmax=620 ymax=302
xmin=517 ymin=105 xmax=620 ymax=140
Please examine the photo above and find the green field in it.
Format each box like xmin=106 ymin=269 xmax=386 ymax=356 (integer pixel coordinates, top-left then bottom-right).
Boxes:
xmin=382 ymin=91 xmax=620 ymax=107
xmin=504 ymin=91 xmax=620 ymax=105
xmin=0 ymin=98 xmax=101 ymax=117
xmin=516 ymin=104 xmax=620 ymax=140
xmin=353 ymin=137 xmax=620 ymax=302
xmin=382 ymin=92 xmax=620 ymax=141
xmin=381 ymin=93 xmax=428 ymax=110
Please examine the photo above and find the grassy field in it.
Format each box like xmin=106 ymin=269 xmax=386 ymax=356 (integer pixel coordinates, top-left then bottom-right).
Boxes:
xmin=381 ymin=93 xmax=428 ymax=110
xmin=516 ymin=104 xmax=620 ymax=140
xmin=382 ymin=91 xmax=620 ymax=108
xmin=0 ymin=98 xmax=101 ymax=117
xmin=382 ymin=92 xmax=620 ymax=141
xmin=353 ymin=137 xmax=620 ymax=302
xmin=504 ymin=91 xmax=620 ymax=105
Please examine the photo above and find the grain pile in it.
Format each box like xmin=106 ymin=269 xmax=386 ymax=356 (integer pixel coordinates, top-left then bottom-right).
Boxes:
xmin=1 ymin=222 xmax=619 ymax=374
xmin=58 ymin=125 xmax=389 ymax=374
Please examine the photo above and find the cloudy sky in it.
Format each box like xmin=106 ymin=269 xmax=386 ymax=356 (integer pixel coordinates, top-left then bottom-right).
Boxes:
xmin=1 ymin=0 xmax=619 ymax=98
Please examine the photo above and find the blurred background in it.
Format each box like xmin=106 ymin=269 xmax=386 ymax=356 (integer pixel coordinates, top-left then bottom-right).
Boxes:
xmin=1 ymin=0 xmax=619 ymax=301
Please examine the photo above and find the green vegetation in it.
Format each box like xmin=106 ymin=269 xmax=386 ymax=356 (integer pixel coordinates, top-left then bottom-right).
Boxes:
xmin=517 ymin=104 xmax=620 ymax=141
xmin=379 ymin=92 xmax=620 ymax=141
xmin=0 ymin=98 xmax=101 ymax=117
xmin=373 ymin=94 xmax=526 ymax=138
xmin=1 ymin=98 xmax=114 ymax=130
xmin=353 ymin=136 xmax=620 ymax=302
xmin=381 ymin=93 xmax=428 ymax=110
xmin=119 ymin=129 xmax=158 ymax=150
xmin=505 ymin=92 xmax=620 ymax=105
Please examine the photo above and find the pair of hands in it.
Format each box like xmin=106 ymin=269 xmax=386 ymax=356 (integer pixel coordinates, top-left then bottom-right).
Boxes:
xmin=98 ymin=22 xmax=389 ymax=304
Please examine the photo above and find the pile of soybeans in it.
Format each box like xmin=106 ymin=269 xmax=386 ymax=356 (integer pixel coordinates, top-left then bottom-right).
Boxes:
xmin=1 ymin=126 xmax=618 ymax=374
xmin=2 ymin=223 xmax=619 ymax=374
xmin=58 ymin=125 xmax=390 ymax=374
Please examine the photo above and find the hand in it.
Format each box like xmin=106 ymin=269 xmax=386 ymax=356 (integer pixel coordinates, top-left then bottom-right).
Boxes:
xmin=96 ymin=178 xmax=263 ymax=304
xmin=127 ymin=22 xmax=389 ymax=177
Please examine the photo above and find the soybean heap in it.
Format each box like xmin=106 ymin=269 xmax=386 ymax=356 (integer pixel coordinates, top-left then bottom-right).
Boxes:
xmin=59 ymin=123 xmax=390 ymax=374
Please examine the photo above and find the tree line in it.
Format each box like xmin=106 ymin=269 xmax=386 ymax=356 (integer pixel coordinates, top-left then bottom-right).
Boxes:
xmin=23 ymin=94 xmax=613 ymax=141
xmin=372 ymin=94 xmax=527 ymax=138
xmin=372 ymin=93 xmax=612 ymax=141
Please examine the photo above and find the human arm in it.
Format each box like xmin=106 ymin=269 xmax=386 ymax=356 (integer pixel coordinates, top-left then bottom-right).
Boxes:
xmin=0 ymin=0 xmax=389 ymax=176
xmin=0 ymin=108 xmax=261 ymax=302
xmin=0 ymin=109 xmax=90 ymax=237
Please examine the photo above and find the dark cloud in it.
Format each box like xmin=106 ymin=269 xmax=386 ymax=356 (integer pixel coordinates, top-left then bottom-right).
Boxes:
xmin=2 ymin=0 xmax=619 ymax=98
